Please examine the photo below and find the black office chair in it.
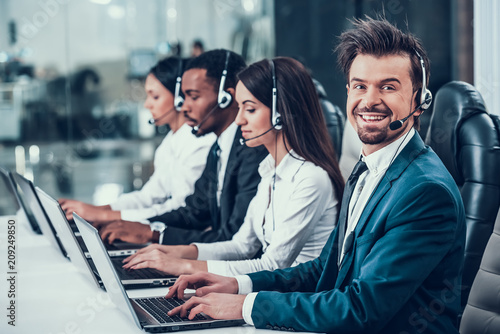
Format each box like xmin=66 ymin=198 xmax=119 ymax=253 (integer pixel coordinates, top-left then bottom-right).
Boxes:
xmin=313 ymin=79 xmax=345 ymax=158
xmin=425 ymin=81 xmax=500 ymax=311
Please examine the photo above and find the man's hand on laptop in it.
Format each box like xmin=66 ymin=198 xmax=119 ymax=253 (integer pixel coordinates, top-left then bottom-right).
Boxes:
xmin=99 ymin=220 xmax=153 ymax=244
xmin=166 ymin=272 xmax=244 ymax=321
xmin=168 ymin=293 xmax=245 ymax=321
xmin=166 ymin=272 xmax=239 ymax=300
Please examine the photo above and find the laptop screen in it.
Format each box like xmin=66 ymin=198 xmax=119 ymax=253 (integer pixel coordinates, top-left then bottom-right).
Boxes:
xmin=74 ymin=213 xmax=143 ymax=329
xmin=11 ymin=172 xmax=48 ymax=234
xmin=0 ymin=167 xmax=21 ymax=216
xmin=36 ymin=189 xmax=101 ymax=288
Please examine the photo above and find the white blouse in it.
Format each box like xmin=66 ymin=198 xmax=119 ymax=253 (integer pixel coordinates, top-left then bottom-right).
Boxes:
xmin=194 ymin=150 xmax=339 ymax=276
xmin=110 ymin=123 xmax=215 ymax=222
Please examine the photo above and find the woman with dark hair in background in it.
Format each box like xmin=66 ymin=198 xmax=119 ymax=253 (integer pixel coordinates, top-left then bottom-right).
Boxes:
xmin=122 ymin=57 xmax=344 ymax=277
xmin=59 ymin=57 xmax=215 ymax=224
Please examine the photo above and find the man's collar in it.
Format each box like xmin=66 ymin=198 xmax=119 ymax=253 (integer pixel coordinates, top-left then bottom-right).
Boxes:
xmin=361 ymin=128 xmax=416 ymax=176
xmin=217 ymin=122 xmax=238 ymax=152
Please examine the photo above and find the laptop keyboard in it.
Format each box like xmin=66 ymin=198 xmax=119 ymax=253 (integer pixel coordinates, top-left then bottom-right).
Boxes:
xmin=135 ymin=297 xmax=207 ymax=323
xmin=111 ymin=260 xmax=165 ymax=279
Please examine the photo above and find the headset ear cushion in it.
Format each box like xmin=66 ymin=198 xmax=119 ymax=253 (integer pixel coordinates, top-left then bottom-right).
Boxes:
xmin=174 ymin=96 xmax=184 ymax=111
xmin=421 ymin=90 xmax=433 ymax=110
xmin=273 ymin=114 xmax=283 ymax=130
xmin=218 ymin=91 xmax=232 ymax=109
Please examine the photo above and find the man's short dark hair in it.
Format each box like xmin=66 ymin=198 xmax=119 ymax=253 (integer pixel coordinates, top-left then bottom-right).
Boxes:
xmin=193 ymin=39 xmax=204 ymax=50
xmin=185 ymin=49 xmax=246 ymax=91
xmin=336 ymin=16 xmax=430 ymax=127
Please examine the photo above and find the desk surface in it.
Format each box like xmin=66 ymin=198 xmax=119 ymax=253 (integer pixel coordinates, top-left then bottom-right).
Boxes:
xmin=0 ymin=215 xmax=317 ymax=334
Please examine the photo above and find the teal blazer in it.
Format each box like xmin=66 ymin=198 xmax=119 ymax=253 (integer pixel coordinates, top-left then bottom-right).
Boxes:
xmin=248 ymin=133 xmax=465 ymax=333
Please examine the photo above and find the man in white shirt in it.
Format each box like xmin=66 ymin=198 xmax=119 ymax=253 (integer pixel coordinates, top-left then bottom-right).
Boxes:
xmin=164 ymin=17 xmax=466 ymax=334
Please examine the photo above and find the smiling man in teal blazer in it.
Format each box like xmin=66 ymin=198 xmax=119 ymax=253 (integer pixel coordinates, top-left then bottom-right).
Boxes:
xmin=166 ymin=17 xmax=466 ymax=334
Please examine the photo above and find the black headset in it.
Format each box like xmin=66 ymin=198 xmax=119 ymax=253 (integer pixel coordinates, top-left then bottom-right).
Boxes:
xmin=173 ymin=58 xmax=184 ymax=111
xmin=269 ymin=59 xmax=283 ymax=130
xmin=217 ymin=51 xmax=233 ymax=109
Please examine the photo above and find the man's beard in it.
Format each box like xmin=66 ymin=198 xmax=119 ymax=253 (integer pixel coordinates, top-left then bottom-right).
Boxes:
xmin=353 ymin=105 xmax=395 ymax=145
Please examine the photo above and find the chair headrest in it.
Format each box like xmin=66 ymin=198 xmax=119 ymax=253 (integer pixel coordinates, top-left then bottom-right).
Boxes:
xmin=425 ymin=81 xmax=488 ymax=183
xmin=313 ymin=78 xmax=328 ymax=99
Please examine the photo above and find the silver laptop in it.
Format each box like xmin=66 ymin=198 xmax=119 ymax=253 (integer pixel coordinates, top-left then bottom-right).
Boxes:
xmin=1 ymin=168 xmax=68 ymax=257
xmin=37 ymin=188 xmax=177 ymax=289
xmin=36 ymin=187 xmax=105 ymax=289
xmin=74 ymin=213 xmax=244 ymax=332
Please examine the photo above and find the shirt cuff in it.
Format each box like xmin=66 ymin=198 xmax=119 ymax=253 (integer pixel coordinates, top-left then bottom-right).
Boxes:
xmin=109 ymin=202 xmax=122 ymax=211
xmin=205 ymin=260 xmax=229 ymax=276
xmin=192 ymin=243 xmax=214 ymax=261
xmin=242 ymin=293 xmax=258 ymax=326
xmin=234 ymin=275 xmax=253 ymax=295
xmin=120 ymin=209 xmax=151 ymax=224
xmin=159 ymin=226 xmax=166 ymax=244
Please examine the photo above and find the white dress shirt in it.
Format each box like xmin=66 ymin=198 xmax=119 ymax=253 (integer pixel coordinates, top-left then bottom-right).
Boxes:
xmin=110 ymin=123 xmax=215 ymax=222
xmin=339 ymin=128 xmax=415 ymax=261
xmin=194 ymin=150 xmax=338 ymax=276
xmin=237 ymin=128 xmax=416 ymax=326
xmin=215 ymin=122 xmax=239 ymax=206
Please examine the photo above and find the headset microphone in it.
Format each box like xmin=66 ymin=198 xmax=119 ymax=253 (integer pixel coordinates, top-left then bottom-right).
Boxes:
xmin=239 ymin=125 xmax=277 ymax=145
xmin=191 ymin=103 xmax=220 ymax=135
xmin=148 ymin=107 xmax=176 ymax=125
xmin=389 ymin=95 xmax=431 ymax=130
xmin=389 ymin=50 xmax=433 ymax=131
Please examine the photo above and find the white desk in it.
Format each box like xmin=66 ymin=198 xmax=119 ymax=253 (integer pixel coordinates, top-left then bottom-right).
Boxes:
xmin=0 ymin=215 xmax=317 ymax=334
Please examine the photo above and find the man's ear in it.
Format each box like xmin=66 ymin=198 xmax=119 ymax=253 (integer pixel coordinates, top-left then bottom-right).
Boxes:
xmin=412 ymin=90 xmax=423 ymax=116
xmin=226 ymin=87 xmax=235 ymax=99
xmin=346 ymin=83 xmax=350 ymax=95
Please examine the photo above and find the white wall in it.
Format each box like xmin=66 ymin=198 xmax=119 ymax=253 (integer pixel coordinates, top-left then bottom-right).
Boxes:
xmin=474 ymin=0 xmax=500 ymax=115
xmin=4 ymin=0 xmax=261 ymax=75
xmin=7 ymin=0 xmax=161 ymax=74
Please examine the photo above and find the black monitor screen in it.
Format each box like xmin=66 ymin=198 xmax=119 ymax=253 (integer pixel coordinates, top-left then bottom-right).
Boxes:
xmin=0 ymin=167 xmax=20 ymax=216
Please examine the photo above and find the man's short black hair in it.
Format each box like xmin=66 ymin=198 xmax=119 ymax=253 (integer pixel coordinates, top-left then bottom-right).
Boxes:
xmin=185 ymin=49 xmax=246 ymax=91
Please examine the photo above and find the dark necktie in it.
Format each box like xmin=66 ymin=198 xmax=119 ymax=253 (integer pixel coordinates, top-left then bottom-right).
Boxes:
xmin=209 ymin=141 xmax=221 ymax=229
xmin=337 ymin=158 xmax=368 ymax=266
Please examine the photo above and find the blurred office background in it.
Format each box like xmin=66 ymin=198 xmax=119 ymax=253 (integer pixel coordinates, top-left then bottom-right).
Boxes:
xmin=0 ymin=0 xmax=498 ymax=214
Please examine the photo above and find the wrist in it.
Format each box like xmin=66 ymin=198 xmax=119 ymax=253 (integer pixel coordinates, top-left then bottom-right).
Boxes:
xmin=105 ymin=210 xmax=121 ymax=222
xmin=150 ymin=222 xmax=165 ymax=243
xmin=152 ymin=231 xmax=160 ymax=243
xmin=184 ymin=245 xmax=199 ymax=259
xmin=184 ymin=260 xmax=207 ymax=275
xmin=230 ymin=277 xmax=239 ymax=294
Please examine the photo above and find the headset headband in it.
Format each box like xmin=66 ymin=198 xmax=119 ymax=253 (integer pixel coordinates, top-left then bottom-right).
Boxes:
xmin=269 ymin=59 xmax=282 ymax=130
